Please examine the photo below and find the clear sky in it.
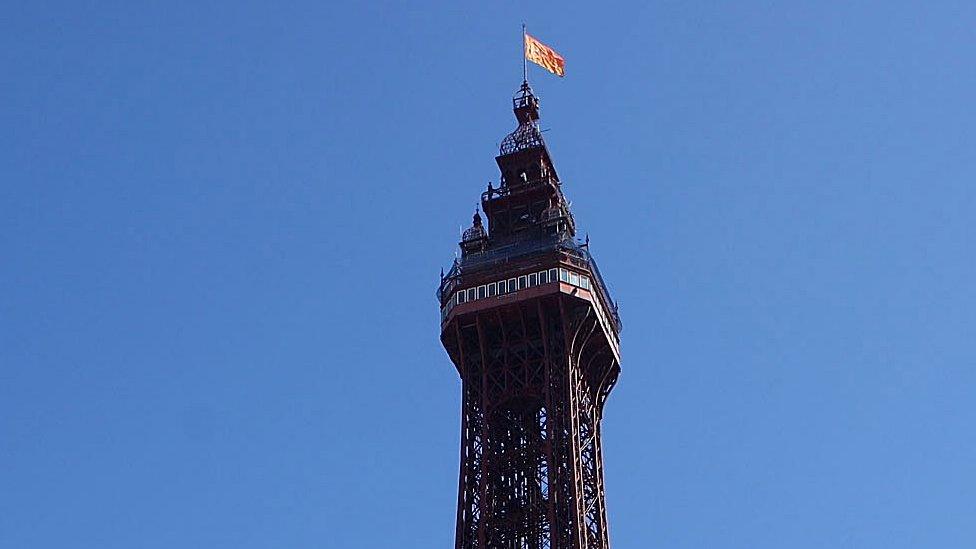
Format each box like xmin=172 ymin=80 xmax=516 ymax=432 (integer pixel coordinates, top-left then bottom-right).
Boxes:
xmin=2 ymin=1 xmax=974 ymax=547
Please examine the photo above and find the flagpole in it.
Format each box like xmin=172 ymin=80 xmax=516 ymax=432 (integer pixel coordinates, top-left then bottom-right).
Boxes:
xmin=522 ymin=23 xmax=528 ymax=84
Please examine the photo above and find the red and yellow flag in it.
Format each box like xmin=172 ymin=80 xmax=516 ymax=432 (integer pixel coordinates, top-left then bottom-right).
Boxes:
xmin=524 ymin=33 xmax=565 ymax=77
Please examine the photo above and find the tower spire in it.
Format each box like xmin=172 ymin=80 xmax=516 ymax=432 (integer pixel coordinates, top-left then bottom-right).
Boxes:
xmin=498 ymin=82 xmax=544 ymax=157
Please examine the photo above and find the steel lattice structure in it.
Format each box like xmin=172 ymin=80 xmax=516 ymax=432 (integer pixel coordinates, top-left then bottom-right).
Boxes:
xmin=439 ymin=81 xmax=621 ymax=549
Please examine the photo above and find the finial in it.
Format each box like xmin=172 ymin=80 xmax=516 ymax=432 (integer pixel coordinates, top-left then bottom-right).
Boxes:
xmin=440 ymin=266 xmax=444 ymax=278
xmin=585 ymin=233 xmax=590 ymax=246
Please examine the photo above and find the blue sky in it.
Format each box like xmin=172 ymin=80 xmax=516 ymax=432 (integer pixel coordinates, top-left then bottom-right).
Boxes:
xmin=2 ymin=1 xmax=974 ymax=547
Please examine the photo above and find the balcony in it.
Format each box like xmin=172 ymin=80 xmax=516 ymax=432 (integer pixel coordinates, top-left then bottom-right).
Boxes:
xmin=437 ymin=238 xmax=621 ymax=334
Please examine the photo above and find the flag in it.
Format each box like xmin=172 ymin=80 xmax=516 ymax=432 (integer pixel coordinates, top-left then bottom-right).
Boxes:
xmin=524 ymin=33 xmax=565 ymax=77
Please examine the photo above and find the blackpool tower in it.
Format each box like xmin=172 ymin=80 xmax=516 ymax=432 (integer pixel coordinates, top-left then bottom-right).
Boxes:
xmin=437 ymin=81 xmax=622 ymax=549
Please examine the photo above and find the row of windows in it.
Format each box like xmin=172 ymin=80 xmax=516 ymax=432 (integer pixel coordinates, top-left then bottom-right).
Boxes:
xmin=454 ymin=267 xmax=591 ymax=306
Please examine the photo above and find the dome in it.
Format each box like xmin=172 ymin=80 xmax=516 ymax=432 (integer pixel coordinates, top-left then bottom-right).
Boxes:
xmin=499 ymin=122 xmax=545 ymax=155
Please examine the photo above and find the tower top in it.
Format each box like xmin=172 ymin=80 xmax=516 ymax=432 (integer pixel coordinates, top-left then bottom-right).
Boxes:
xmin=499 ymin=82 xmax=546 ymax=156
xmin=513 ymin=81 xmax=540 ymax=124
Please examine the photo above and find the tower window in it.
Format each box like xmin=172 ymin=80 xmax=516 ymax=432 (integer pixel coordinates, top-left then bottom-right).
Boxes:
xmin=478 ymin=285 xmax=487 ymax=299
xmin=580 ymin=276 xmax=590 ymax=290
xmin=569 ymin=272 xmax=580 ymax=286
xmin=508 ymin=279 xmax=516 ymax=293
xmin=528 ymin=273 xmax=537 ymax=287
xmin=560 ymin=268 xmax=569 ymax=283
xmin=487 ymin=283 xmax=496 ymax=297
xmin=467 ymin=288 xmax=476 ymax=302
xmin=549 ymin=268 xmax=558 ymax=283
xmin=518 ymin=276 xmax=527 ymax=290
xmin=539 ymin=271 xmax=548 ymax=284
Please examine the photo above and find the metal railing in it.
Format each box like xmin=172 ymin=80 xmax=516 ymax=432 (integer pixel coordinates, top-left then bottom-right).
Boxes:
xmin=561 ymin=241 xmax=622 ymax=333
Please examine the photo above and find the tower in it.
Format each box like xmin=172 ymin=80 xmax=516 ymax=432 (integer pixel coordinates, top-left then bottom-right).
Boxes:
xmin=438 ymin=82 xmax=622 ymax=549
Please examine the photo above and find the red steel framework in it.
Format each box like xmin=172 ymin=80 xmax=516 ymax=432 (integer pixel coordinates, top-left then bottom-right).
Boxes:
xmin=438 ymin=82 xmax=622 ymax=549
